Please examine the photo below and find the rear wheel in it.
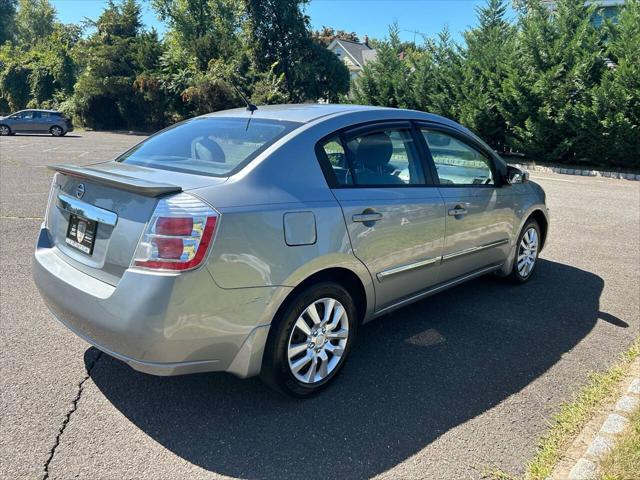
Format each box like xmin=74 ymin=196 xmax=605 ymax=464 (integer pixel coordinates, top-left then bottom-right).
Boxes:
xmin=50 ymin=126 xmax=64 ymax=137
xmin=508 ymin=219 xmax=541 ymax=283
xmin=261 ymin=282 xmax=357 ymax=397
xmin=0 ymin=125 xmax=11 ymax=136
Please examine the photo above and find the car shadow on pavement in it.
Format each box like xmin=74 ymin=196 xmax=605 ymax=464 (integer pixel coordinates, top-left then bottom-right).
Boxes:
xmin=87 ymin=259 xmax=626 ymax=479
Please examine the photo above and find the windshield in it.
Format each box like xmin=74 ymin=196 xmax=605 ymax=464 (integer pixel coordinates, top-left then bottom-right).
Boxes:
xmin=117 ymin=117 xmax=302 ymax=177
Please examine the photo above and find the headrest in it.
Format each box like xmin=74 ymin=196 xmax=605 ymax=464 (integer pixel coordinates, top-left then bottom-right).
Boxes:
xmin=192 ymin=136 xmax=226 ymax=163
xmin=355 ymin=132 xmax=393 ymax=171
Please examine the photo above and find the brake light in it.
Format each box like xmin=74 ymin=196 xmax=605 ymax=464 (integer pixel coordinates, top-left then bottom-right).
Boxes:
xmin=132 ymin=193 xmax=218 ymax=271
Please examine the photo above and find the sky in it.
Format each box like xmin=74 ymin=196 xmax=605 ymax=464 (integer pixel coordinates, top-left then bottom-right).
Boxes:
xmin=50 ymin=0 xmax=513 ymax=44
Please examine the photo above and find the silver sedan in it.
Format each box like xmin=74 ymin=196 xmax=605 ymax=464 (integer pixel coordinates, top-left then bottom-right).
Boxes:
xmin=33 ymin=104 xmax=549 ymax=396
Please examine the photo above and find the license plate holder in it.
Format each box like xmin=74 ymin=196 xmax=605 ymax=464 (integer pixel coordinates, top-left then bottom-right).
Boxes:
xmin=65 ymin=214 xmax=97 ymax=255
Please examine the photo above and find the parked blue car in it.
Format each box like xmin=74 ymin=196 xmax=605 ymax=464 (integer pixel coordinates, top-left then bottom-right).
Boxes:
xmin=0 ymin=109 xmax=73 ymax=136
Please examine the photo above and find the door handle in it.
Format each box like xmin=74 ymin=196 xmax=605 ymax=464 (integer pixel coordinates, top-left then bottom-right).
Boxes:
xmin=448 ymin=206 xmax=468 ymax=217
xmin=353 ymin=212 xmax=383 ymax=223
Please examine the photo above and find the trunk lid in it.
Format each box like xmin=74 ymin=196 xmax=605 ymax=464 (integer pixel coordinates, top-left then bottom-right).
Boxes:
xmin=46 ymin=162 xmax=225 ymax=286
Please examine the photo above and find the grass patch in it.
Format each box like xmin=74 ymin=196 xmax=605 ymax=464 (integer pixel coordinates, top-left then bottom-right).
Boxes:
xmin=483 ymin=339 xmax=639 ymax=480
xmin=599 ymin=407 xmax=640 ymax=480
xmin=525 ymin=340 xmax=640 ymax=480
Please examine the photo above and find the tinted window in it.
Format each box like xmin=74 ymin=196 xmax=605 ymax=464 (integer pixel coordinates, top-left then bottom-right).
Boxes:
xmin=118 ymin=117 xmax=301 ymax=177
xmin=14 ymin=111 xmax=34 ymax=120
xmin=345 ymin=128 xmax=425 ymax=186
xmin=422 ymin=129 xmax=494 ymax=185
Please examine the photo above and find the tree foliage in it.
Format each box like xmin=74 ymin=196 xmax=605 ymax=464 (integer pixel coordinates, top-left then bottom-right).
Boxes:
xmin=1 ymin=0 xmax=638 ymax=168
xmin=353 ymin=0 xmax=640 ymax=168
xmin=0 ymin=0 xmax=17 ymax=45
xmin=312 ymin=26 xmax=360 ymax=47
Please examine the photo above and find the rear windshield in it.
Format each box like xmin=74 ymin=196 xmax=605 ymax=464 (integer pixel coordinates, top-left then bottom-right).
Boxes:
xmin=117 ymin=117 xmax=301 ymax=177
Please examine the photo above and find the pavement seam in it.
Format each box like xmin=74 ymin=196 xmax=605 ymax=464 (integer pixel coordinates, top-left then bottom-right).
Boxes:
xmin=41 ymin=351 xmax=103 ymax=480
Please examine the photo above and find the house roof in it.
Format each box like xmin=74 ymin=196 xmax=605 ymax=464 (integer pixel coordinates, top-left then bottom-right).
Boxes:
xmin=327 ymin=39 xmax=377 ymax=68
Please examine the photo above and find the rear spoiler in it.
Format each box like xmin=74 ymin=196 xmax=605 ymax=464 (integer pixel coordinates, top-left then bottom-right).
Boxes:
xmin=48 ymin=164 xmax=182 ymax=198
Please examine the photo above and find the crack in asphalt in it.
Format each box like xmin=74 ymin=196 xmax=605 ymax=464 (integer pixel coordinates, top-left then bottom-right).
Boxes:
xmin=41 ymin=351 xmax=103 ymax=480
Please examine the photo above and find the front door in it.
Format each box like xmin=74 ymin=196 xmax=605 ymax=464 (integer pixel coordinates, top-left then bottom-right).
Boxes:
xmin=12 ymin=110 xmax=35 ymax=132
xmin=419 ymin=127 xmax=516 ymax=281
xmin=316 ymin=123 xmax=445 ymax=310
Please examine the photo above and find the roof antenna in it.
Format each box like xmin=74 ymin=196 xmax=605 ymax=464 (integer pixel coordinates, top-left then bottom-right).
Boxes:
xmin=229 ymin=82 xmax=257 ymax=131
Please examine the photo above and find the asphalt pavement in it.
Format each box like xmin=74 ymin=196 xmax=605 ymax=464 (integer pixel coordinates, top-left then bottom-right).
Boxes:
xmin=1 ymin=131 xmax=638 ymax=479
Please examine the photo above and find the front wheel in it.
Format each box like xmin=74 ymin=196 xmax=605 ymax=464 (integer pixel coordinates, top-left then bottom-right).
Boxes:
xmin=0 ymin=125 xmax=11 ymax=136
xmin=261 ymin=282 xmax=357 ymax=397
xmin=508 ymin=219 xmax=541 ymax=283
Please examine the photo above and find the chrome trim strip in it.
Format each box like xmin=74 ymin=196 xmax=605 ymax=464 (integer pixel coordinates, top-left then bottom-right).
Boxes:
xmin=375 ymin=263 xmax=503 ymax=316
xmin=377 ymin=256 xmax=441 ymax=281
xmin=441 ymin=238 xmax=509 ymax=262
xmin=56 ymin=193 xmax=118 ymax=226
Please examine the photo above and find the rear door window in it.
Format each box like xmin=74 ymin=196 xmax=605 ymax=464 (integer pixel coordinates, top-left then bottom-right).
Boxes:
xmin=317 ymin=136 xmax=353 ymax=185
xmin=118 ymin=117 xmax=301 ymax=177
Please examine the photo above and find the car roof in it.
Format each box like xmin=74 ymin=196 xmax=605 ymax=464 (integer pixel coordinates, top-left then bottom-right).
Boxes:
xmin=15 ymin=109 xmax=61 ymax=113
xmin=201 ymin=103 xmax=447 ymax=124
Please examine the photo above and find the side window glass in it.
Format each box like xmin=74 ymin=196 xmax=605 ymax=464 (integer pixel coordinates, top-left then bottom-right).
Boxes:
xmin=318 ymin=136 xmax=353 ymax=185
xmin=422 ymin=129 xmax=494 ymax=186
xmin=345 ymin=128 xmax=425 ymax=186
xmin=22 ymin=111 xmax=34 ymax=120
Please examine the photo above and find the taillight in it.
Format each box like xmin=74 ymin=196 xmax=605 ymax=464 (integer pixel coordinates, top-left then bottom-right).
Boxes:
xmin=132 ymin=193 xmax=218 ymax=271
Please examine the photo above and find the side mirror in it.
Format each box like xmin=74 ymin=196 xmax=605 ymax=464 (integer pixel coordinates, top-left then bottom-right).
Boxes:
xmin=505 ymin=165 xmax=529 ymax=185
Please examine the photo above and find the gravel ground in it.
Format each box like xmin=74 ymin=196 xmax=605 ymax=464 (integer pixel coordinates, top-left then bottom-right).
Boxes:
xmin=1 ymin=131 xmax=638 ymax=480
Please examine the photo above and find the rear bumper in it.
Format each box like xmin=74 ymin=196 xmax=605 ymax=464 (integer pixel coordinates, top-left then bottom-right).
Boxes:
xmin=33 ymin=226 xmax=289 ymax=377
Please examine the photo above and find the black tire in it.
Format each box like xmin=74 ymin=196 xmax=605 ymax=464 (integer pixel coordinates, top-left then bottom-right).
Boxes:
xmin=0 ymin=125 xmax=11 ymax=136
xmin=508 ymin=219 xmax=541 ymax=284
xmin=260 ymin=282 xmax=358 ymax=397
xmin=50 ymin=126 xmax=63 ymax=137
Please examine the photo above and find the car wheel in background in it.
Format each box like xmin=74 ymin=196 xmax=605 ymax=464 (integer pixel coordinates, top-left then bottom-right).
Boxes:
xmin=0 ymin=125 xmax=11 ymax=136
xmin=261 ymin=282 xmax=357 ymax=397
xmin=509 ymin=219 xmax=541 ymax=284
xmin=50 ymin=126 xmax=64 ymax=137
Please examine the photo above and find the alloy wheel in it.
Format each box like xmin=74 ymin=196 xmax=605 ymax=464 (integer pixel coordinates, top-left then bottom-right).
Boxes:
xmin=51 ymin=126 xmax=62 ymax=136
xmin=517 ymin=227 xmax=539 ymax=277
xmin=287 ymin=297 xmax=349 ymax=384
xmin=0 ymin=126 xmax=9 ymax=136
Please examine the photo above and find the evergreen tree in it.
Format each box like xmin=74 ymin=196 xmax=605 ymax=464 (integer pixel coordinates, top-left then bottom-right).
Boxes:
xmin=411 ymin=28 xmax=463 ymax=119
xmin=0 ymin=0 xmax=17 ymax=45
xmin=352 ymin=23 xmax=414 ymax=108
xmin=502 ymin=0 xmax=605 ymax=161
xmin=579 ymin=0 xmax=640 ymax=167
xmin=458 ymin=0 xmax=515 ymax=151
xmin=244 ymin=0 xmax=349 ymax=101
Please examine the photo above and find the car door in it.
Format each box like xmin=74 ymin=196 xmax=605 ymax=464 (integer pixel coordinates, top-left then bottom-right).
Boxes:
xmin=316 ymin=122 xmax=446 ymax=311
xmin=32 ymin=111 xmax=49 ymax=132
xmin=11 ymin=110 xmax=35 ymax=132
xmin=417 ymin=125 xmax=516 ymax=282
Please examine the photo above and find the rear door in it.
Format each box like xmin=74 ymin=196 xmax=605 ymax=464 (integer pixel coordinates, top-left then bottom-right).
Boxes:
xmin=32 ymin=111 xmax=49 ymax=132
xmin=417 ymin=125 xmax=516 ymax=281
xmin=316 ymin=122 xmax=445 ymax=310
